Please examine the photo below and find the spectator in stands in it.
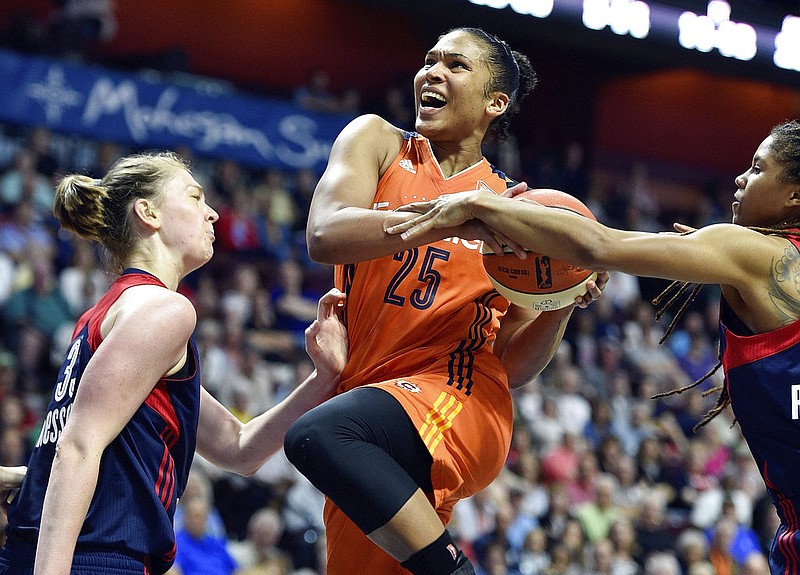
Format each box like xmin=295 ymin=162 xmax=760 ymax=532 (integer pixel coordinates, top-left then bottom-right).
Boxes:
xmin=632 ymin=490 xmax=674 ymax=565
xmin=529 ymin=394 xmax=566 ymax=458
xmin=0 ymin=391 xmax=38 ymax=448
xmin=675 ymin=528 xmax=710 ymax=575
xmin=451 ymin=487 xmax=505 ymax=555
xmin=58 ymin=238 xmax=108 ymax=317
xmin=707 ymin=516 xmax=737 ymax=575
xmin=561 ymin=518 xmax=588 ymax=569
xmin=507 ymin=450 xmax=549 ymax=521
xmin=280 ymin=472 xmax=326 ymax=572
xmin=739 ymin=552 xmax=770 ymax=575
xmin=25 ymin=126 xmax=60 ymax=181
xmin=212 ymin=158 xmax=248 ymax=202
xmin=339 ymin=87 xmax=362 ymax=116
xmin=293 ymin=69 xmax=340 ymax=114
xmin=271 ymin=259 xmax=321 ymax=349
xmin=584 ymin=398 xmax=615 ymax=452
xmin=576 ymin=473 xmax=623 ymax=544
xmin=218 ymin=343 xmax=280 ymax=417
xmin=379 ymin=83 xmax=415 ymax=130
xmin=174 ymin=468 xmax=228 ymax=542
xmin=0 ymin=148 xmax=54 ymax=214
xmin=87 ymin=141 xmax=123 ymax=179
xmin=610 ymin=454 xmax=647 ymax=519
xmin=517 ymin=527 xmax=549 ymax=575
xmin=643 ymin=553 xmax=681 ymax=575
xmin=0 ymin=199 xmax=55 ymax=265
xmin=0 ymin=427 xmax=28 ymax=469
xmin=230 ymin=507 xmax=293 ymax=575
xmin=665 ymin=439 xmax=717 ymax=515
xmin=689 ymin=470 xmax=751 ymax=531
xmin=597 ymin=435 xmax=625 ymax=476
xmin=558 ymin=141 xmax=589 ymax=201
xmin=539 ymin=482 xmax=575 ymax=549
xmin=174 ymin=497 xmax=238 ymax=575
xmin=668 ymin=311 xmax=719 ymax=386
xmin=252 ymin=168 xmax=298 ymax=262
xmin=195 ymin=318 xmax=235 ymax=402
xmin=567 ymin=452 xmax=600 ymax=509
xmin=607 ymin=519 xmax=641 ymax=574
xmin=2 ymin=251 xmax=74 ymax=391
xmin=542 ymin=542 xmax=581 ymax=575
xmin=472 ymin=500 xmax=521 ymax=572
xmin=553 ymin=365 xmax=592 ymax=438
xmin=622 ymin=406 xmax=660 ymax=471
xmin=219 ymin=263 xmax=275 ymax=340
xmin=585 ymin=538 xmax=621 ymax=575
xmin=709 ymin=501 xmax=762 ymax=569
xmin=541 ymin=431 xmax=583 ymax=487
xmin=215 ymin=186 xmax=262 ymax=255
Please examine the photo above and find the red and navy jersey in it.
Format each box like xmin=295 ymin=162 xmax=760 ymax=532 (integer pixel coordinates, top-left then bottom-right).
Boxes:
xmin=721 ymin=234 xmax=800 ymax=574
xmin=6 ymin=269 xmax=201 ymax=574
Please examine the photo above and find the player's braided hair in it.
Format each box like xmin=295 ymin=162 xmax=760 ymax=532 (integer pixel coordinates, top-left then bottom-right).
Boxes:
xmin=651 ymin=119 xmax=800 ymax=432
xmin=649 ymin=276 xmax=725 ymax=432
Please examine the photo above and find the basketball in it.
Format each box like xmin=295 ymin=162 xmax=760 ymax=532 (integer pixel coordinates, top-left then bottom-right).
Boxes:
xmin=481 ymin=188 xmax=598 ymax=311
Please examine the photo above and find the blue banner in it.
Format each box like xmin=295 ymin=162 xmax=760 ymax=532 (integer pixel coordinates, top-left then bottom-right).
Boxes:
xmin=0 ymin=48 xmax=352 ymax=172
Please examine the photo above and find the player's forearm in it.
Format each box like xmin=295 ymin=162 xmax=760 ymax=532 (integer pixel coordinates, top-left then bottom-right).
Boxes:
xmin=307 ymin=207 xmax=448 ymax=264
xmin=469 ymin=194 xmax=603 ymax=269
xmin=227 ymin=370 xmax=340 ymax=476
xmin=34 ymin=444 xmax=100 ymax=574
xmin=499 ymin=307 xmax=573 ymax=388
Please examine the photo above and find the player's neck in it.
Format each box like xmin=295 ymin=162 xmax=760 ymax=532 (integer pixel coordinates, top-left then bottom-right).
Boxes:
xmin=430 ymin=140 xmax=483 ymax=178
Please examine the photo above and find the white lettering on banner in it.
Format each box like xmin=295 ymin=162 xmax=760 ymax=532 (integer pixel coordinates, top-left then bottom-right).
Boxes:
xmin=276 ymin=115 xmax=333 ymax=167
xmin=792 ymin=384 xmax=800 ymax=420
xmin=25 ymin=66 xmax=83 ymax=124
xmin=77 ymin=77 xmax=329 ymax=168
xmin=83 ymin=81 xmax=275 ymax=154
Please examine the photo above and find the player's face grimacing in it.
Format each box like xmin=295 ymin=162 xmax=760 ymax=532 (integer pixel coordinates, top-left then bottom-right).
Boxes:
xmin=413 ymin=30 xmax=496 ymax=142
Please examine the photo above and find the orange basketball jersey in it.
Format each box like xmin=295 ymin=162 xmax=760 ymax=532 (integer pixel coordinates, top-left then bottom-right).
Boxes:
xmin=326 ymin=132 xmax=517 ymax=574
xmin=336 ymin=131 xmax=513 ymax=396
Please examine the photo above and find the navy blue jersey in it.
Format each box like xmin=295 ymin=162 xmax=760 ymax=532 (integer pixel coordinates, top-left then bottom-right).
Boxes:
xmin=5 ymin=269 xmax=201 ymax=574
xmin=721 ymin=235 xmax=800 ymax=575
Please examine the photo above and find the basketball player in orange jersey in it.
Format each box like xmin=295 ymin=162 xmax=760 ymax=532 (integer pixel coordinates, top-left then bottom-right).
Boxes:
xmin=388 ymin=120 xmax=800 ymax=575
xmin=284 ymin=27 xmax=607 ymax=575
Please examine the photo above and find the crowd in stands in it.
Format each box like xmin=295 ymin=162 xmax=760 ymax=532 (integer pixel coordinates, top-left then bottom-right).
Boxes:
xmin=0 ymin=53 xmax=775 ymax=575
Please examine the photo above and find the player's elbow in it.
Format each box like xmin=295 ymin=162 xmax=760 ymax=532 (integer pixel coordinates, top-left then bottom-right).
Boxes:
xmin=306 ymin=227 xmax=336 ymax=264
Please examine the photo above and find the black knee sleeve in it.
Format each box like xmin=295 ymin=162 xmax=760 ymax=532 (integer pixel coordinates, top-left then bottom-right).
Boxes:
xmin=284 ymin=387 xmax=433 ymax=534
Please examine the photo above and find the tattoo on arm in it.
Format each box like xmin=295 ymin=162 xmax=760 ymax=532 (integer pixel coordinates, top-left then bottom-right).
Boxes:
xmin=768 ymin=247 xmax=800 ymax=322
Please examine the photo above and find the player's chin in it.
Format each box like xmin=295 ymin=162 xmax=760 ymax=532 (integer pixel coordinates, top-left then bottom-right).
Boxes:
xmin=415 ymin=113 xmax=443 ymax=134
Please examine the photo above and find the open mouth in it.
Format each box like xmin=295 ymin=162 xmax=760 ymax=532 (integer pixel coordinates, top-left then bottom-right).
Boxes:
xmin=420 ymin=91 xmax=447 ymax=109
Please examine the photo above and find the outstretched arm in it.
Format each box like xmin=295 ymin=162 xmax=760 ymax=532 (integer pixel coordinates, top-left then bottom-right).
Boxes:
xmin=197 ymin=288 xmax=348 ymax=476
xmin=386 ymin=189 xmax=764 ymax=287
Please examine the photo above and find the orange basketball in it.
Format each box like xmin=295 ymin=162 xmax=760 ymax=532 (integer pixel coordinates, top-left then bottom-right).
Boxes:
xmin=481 ymin=188 xmax=598 ymax=311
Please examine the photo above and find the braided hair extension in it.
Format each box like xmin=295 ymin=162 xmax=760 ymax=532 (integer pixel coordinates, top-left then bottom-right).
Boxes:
xmin=649 ymin=224 xmax=800 ymax=431
xmin=650 ymin=273 xmax=726 ymax=432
